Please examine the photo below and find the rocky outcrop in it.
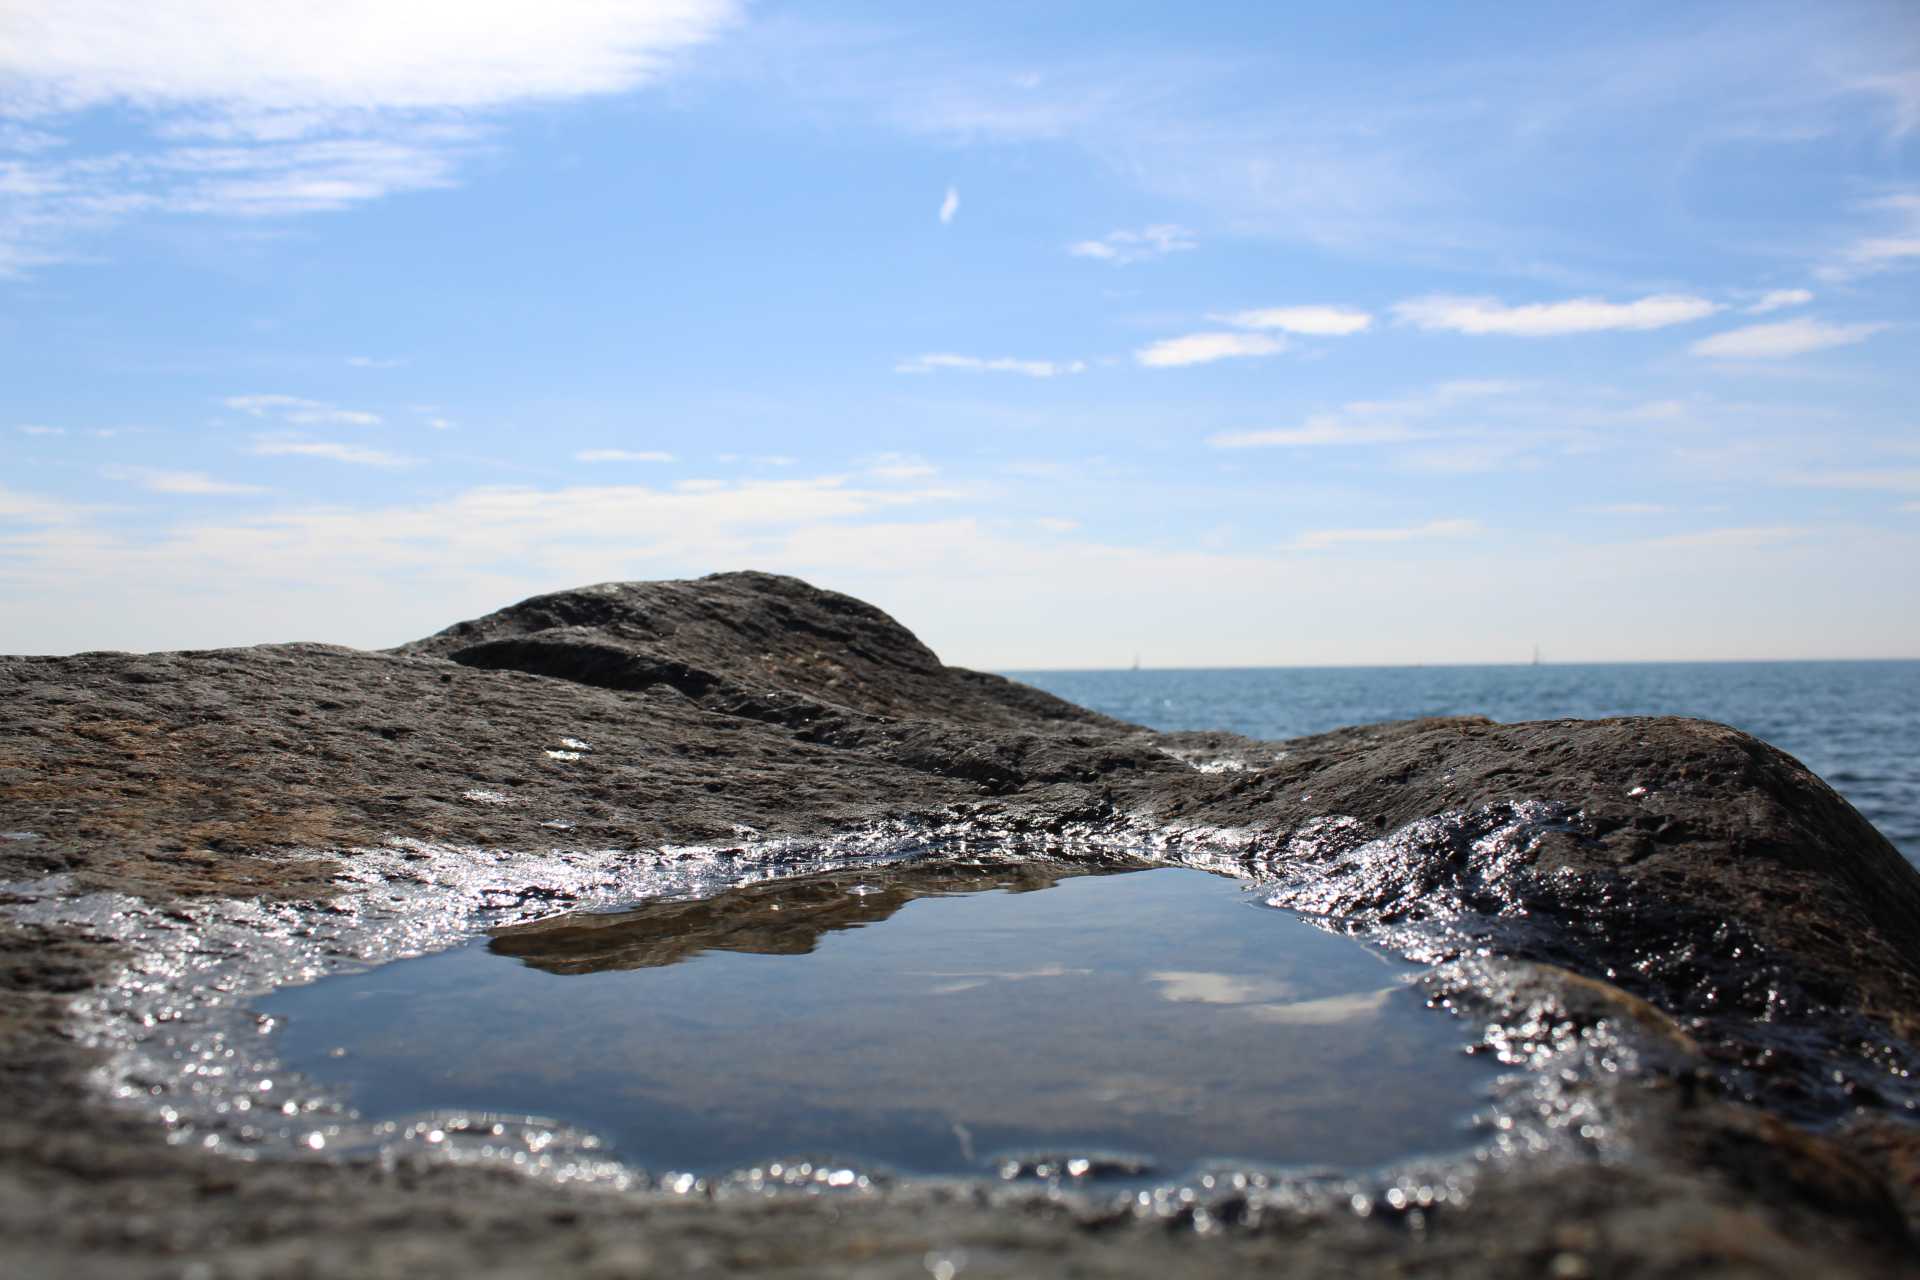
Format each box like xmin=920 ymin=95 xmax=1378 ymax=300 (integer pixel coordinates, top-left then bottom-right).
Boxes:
xmin=396 ymin=571 xmax=1123 ymax=734
xmin=2 ymin=571 xmax=1917 ymax=1277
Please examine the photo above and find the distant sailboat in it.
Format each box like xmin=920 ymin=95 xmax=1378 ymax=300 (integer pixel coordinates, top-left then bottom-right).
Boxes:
xmin=1131 ymin=653 xmax=1141 ymax=672
xmin=1531 ymin=644 xmax=1542 ymax=667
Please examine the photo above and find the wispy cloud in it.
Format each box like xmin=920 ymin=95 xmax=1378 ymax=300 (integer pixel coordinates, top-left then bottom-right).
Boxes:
xmin=224 ymin=394 xmax=381 ymax=426
xmin=862 ymin=452 xmax=938 ymax=481
xmin=106 ymin=466 xmax=268 ymax=495
xmin=0 ymin=0 xmax=740 ymax=273
xmin=575 ymin=449 xmax=674 ymax=463
xmin=1392 ymin=294 xmax=1720 ymax=336
xmin=1068 ymin=224 xmax=1195 ymax=264
xmin=1820 ymin=193 xmax=1920 ymax=281
xmin=1641 ymin=526 xmax=1810 ymax=549
xmin=1690 ymin=317 xmax=1887 ymax=359
xmin=1789 ymin=468 xmax=1920 ymax=493
xmin=1208 ymin=378 xmax=1524 ymax=450
xmin=0 ymin=485 xmax=100 ymax=524
xmin=1745 ymin=289 xmax=1813 ymax=315
xmin=1396 ymin=444 xmax=1539 ymax=475
xmin=724 ymin=7 xmax=1920 ymax=280
xmin=6 ymin=474 xmax=959 ymax=599
xmin=346 ymin=355 xmax=407 ymax=369
xmin=1855 ymin=71 xmax=1920 ymax=138
xmin=895 ymin=353 xmax=1086 ymax=377
xmin=1209 ymin=420 xmax=1412 ymax=449
xmin=938 ymin=185 xmax=959 ymax=224
xmin=250 ymin=439 xmax=413 ymax=467
xmin=15 ymin=424 xmax=64 ymax=436
xmin=1214 ymin=305 xmax=1372 ymax=336
xmin=1289 ymin=518 xmax=1480 ymax=551
xmin=1135 ymin=332 xmax=1286 ymax=368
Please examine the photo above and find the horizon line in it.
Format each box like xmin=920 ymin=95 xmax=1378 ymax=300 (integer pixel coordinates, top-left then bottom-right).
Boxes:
xmin=994 ymin=655 xmax=1920 ymax=675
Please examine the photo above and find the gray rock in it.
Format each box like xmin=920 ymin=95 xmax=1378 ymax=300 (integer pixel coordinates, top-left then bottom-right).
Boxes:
xmin=1 ymin=570 xmax=1916 ymax=1276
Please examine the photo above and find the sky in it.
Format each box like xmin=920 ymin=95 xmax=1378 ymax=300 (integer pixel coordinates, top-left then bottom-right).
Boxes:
xmin=2 ymin=0 xmax=1917 ymax=668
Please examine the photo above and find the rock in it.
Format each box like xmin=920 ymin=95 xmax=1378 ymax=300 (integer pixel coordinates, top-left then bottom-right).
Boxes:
xmin=1 ymin=570 xmax=1916 ymax=1276
xmin=395 ymin=571 xmax=1122 ymax=733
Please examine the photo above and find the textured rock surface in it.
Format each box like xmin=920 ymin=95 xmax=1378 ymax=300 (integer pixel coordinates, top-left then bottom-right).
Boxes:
xmin=2 ymin=570 xmax=1917 ymax=1276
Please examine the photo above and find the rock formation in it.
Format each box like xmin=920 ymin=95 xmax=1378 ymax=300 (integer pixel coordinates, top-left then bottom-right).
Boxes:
xmin=2 ymin=571 xmax=1916 ymax=1276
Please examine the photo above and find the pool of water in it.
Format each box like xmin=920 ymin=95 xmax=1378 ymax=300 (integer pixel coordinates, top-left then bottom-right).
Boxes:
xmin=260 ymin=862 xmax=1493 ymax=1183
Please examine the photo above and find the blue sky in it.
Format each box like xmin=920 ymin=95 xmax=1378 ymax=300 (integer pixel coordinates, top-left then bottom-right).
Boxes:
xmin=2 ymin=0 xmax=1916 ymax=666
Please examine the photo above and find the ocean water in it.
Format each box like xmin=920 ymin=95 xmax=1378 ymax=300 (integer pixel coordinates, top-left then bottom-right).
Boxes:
xmin=1006 ymin=661 xmax=1920 ymax=868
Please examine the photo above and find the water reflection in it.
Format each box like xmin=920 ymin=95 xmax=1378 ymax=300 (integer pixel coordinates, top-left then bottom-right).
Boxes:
xmin=262 ymin=862 xmax=1491 ymax=1182
xmin=488 ymin=860 xmax=1104 ymax=974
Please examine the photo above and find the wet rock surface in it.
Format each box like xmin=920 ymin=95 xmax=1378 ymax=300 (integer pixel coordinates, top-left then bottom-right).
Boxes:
xmin=2 ymin=570 xmax=1918 ymax=1276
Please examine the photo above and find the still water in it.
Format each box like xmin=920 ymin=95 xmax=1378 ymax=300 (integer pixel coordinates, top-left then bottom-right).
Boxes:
xmin=1008 ymin=661 xmax=1920 ymax=866
xmin=262 ymin=864 xmax=1491 ymax=1181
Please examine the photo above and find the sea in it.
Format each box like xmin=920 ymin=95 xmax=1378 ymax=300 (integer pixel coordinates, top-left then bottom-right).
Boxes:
xmin=1006 ymin=661 xmax=1920 ymax=869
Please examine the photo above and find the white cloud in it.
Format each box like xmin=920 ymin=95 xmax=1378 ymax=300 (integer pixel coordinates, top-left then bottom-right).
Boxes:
xmin=1135 ymin=332 xmax=1286 ymax=368
xmin=1392 ymin=293 xmax=1720 ymax=336
xmin=1290 ymin=518 xmax=1480 ymax=551
xmin=862 ymin=453 xmax=937 ymax=481
xmin=1 ymin=475 xmax=958 ymax=608
xmin=1209 ymin=419 xmax=1412 ymax=449
xmin=1397 ymin=444 xmax=1537 ymax=476
xmin=0 ymin=1 xmax=738 ymax=272
xmin=1641 ymin=526 xmax=1810 ymax=549
xmin=1067 ymin=224 xmax=1195 ymax=264
xmin=1215 ymin=305 xmax=1372 ymax=336
xmin=224 ymin=394 xmax=302 ymax=416
xmin=706 ymin=9 xmax=1920 ymax=287
xmin=291 ymin=407 xmax=381 ymax=427
xmin=1745 ymin=289 xmax=1813 ymax=315
xmin=347 ymin=355 xmax=407 ymax=369
xmin=1856 ymin=71 xmax=1920 ymax=138
xmin=3 ymin=1 xmax=739 ymax=118
xmin=1584 ymin=503 xmax=1672 ymax=515
xmin=1618 ymin=399 xmax=1688 ymax=422
xmin=1789 ymin=469 xmax=1920 ymax=493
xmin=3 ymin=477 xmax=1912 ymax=664
xmin=1208 ymin=379 xmax=1524 ymax=451
xmin=575 ymin=449 xmax=674 ymax=463
xmin=107 ymin=467 xmax=268 ymax=495
xmin=0 ymin=486 xmax=98 ymax=524
xmin=250 ymin=439 xmax=413 ymax=467
xmin=1821 ymin=193 xmax=1920 ymax=280
xmin=938 ymin=186 xmax=959 ymax=224
xmin=16 ymin=425 xmax=64 ymax=436
xmin=1690 ymin=317 xmax=1888 ymax=359
xmin=224 ymin=394 xmax=382 ymax=427
xmin=895 ymin=353 xmax=1086 ymax=377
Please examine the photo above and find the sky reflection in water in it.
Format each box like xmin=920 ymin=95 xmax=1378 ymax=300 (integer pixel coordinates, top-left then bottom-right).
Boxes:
xmin=261 ymin=864 xmax=1493 ymax=1180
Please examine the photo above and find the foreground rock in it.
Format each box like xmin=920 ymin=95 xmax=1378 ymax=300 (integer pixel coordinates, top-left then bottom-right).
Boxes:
xmin=2 ymin=571 xmax=1916 ymax=1277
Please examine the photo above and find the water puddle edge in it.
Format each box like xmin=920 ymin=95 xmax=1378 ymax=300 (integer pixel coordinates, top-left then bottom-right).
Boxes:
xmin=1 ymin=813 xmax=1666 ymax=1223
